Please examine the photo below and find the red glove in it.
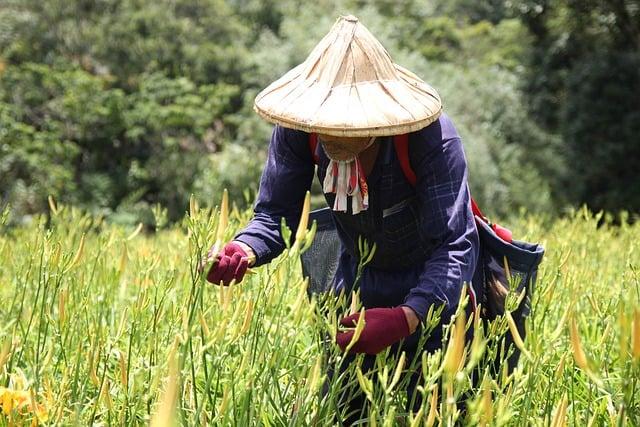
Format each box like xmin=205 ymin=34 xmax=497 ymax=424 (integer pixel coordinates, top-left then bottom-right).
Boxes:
xmin=206 ymin=242 xmax=249 ymax=286
xmin=336 ymin=307 xmax=411 ymax=355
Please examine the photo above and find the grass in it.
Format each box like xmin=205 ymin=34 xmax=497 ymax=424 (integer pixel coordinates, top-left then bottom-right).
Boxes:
xmin=0 ymin=198 xmax=638 ymax=426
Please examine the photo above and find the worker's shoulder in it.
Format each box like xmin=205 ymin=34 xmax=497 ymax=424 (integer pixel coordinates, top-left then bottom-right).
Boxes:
xmin=408 ymin=112 xmax=460 ymax=149
xmin=274 ymin=124 xmax=309 ymax=140
xmin=271 ymin=124 xmax=311 ymax=147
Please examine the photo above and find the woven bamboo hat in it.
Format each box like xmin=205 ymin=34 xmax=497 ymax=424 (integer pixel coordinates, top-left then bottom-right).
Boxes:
xmin=254 ymin=15 xmax=442 ymax=137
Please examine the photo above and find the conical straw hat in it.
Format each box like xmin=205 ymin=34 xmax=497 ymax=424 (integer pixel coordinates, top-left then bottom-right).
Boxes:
xmin=254 ymin=15 xmax=442 ymax=137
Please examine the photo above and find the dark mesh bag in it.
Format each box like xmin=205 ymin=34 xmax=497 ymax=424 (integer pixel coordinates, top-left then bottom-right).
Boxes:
xmin=301 ymin=208 xmax=341 ymax=295
xmin=472 ymin=216 xmax=545 ymax=373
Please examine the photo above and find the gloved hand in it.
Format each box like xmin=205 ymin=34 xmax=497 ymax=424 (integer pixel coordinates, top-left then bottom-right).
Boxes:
xmin=206 ymin=242 xmax=250 ymax=286
xmin=336 ymin=307 xmax=411 ymax=355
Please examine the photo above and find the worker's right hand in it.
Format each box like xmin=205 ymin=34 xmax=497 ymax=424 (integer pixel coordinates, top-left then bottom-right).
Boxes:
xmin=206 ymin=242 xmax=250 ymax=286
xmin=336 ymin=307 xmax=411 ymax=355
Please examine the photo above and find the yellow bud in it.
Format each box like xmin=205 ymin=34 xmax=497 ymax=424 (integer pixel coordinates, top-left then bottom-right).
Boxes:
xmin=425 ymin=385 xmax=439 ymax=427
xmin=218 ymin=384 xmax=230 ymax=417
xmin=189 ymin=194 xmax=198 ymax=217
xmin=550 ymin=305 xmax=571 ymax=342
xmin=51 ymin=243 xmax=62 ymax=267
xmin=349 ymin=290 xmax=361 ymax=316
xmin=0 ymin=340 xmax=10 ymax=372
xmin=295 ymin=191 xmax=311 ymax=243
xmin=307 ymin=356 xmax=322 ymax=392
xmin=356 ymin=367 xmax=373 ymax=402
xmin=505 ymin=311 xmax=532 ymax=361
xmin=48 ymin=195 xmax=58 ymax=215
xmin=550 ymin=393 xmax=567 ymax=427
xmin=502 ymin=256 xmax=511 ymax=282
xmin=554 ymin=353 xmax=566 ymax=380
xmin=215 ymin=190 xmax=229 ymax=243
xmin=89 ymin=352 xmax=100 ymax=387
xmin=118 ymin=350 xmax=128 ymax=388
xmin=569 ymin=316 xmax=589 ymax=371
xmin=346 ymin=308 xmax=367 ymax=353
xmin=199 ymin=313 xmax=211 ymax=339
xmin=126 ymin=223 xmax=143 ymax=241
xmin=239 ymin=299 xmax=254 ymax=336
xmin=598 ymin=322 xmax=612 ymax=348
xmin=480 ymin=378 xmax=493 ymax=427
xmin=586 ymin=294 xmax=602 ymax=317
xmin=632 ymin=309 xmax=640 ymax=362
xmin=409 ymin=400 xmax=424 ymax=427
xmin=118 ymin=244 xmax=128 ymax=275
xmin=101 ymin=379 xmax=114 ymax=411
xmin=150 ymin=346 xmax=179 ymax=427
xmin=443 ymin=312 xmax=466 ymax=376
xmin=64 ymin=233 xmax=86 ymax=273
xmin=291 ymin=279 xmax=308 ymax=321
xmin=388 ymin=352 xmax=405 ymax=392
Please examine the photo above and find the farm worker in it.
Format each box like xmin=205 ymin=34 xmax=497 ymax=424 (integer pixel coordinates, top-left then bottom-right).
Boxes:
xmin=206 ymin=15 xmax=479 ymax=422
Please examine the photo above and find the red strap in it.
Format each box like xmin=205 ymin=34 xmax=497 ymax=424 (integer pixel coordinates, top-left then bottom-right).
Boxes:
xmin=309 ymin=133 xmax=319 ymax=163
xmin=394 ymin=134 xmax=483 ymax=216
xmin=392 ymin=134 xmax=512 ymax=239
xmin=393 ymin=134 xmax=417 ymax=186
xmin=470 ymin=198 xmax=487 ymax=223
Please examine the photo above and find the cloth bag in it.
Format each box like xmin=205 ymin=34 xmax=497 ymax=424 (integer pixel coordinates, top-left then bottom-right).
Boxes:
xmin=472 ymin=216 xmax=545 ymax=372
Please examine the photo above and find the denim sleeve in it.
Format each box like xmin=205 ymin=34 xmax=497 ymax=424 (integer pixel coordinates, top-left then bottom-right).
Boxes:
xmin=401 ymin=116 xmax=479 ymax=320
xmin=233 ymin=125 xmax=315 ymax=266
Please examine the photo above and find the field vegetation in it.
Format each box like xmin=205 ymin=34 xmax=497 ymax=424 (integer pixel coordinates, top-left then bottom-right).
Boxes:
xmin=0 ymin=197 xmax=638 ymax=425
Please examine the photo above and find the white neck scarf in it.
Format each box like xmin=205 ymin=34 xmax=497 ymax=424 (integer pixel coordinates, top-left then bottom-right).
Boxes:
xmin=321 ymin=138 xmax=374 ymax=215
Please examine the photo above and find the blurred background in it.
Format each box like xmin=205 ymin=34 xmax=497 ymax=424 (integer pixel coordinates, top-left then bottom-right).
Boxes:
xmin=1 ymin=0 xmax=638 ymax=226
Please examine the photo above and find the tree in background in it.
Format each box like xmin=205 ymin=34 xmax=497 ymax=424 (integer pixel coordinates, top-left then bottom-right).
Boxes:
xmin=514 ymin=0 xmax=640 ymax=213
xmin=2 ymin=0 xmax=636 ymax=224
xmin=0 ymin=0 xmax=252 ymax=222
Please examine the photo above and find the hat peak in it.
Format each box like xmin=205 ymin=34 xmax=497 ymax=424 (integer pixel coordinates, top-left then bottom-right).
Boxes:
xmin=341 ymin=15 xmax=358 ymax=23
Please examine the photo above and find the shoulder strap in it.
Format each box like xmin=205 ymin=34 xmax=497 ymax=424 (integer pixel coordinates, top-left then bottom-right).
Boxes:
xmin=393 ymin=134 xmax=417 ymax=186
xmin=309 ymin=133 xmax=319 ymax=163
xmin=394 ymin=133 xmax=487 ymax=215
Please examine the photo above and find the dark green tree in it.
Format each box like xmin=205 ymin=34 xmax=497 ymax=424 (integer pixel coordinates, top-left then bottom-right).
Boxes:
xmin=514 ymin=0 xmax=640 ymax=213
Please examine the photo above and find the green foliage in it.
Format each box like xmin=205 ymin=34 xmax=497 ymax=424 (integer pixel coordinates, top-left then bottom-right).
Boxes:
xmin=458 ymin=19 xmax=531 ymax=71
xmin=0 ymin=0 xmax=636 ymax=222
xmin=564 ymin=51 xmax=640 ymax=213
xmin=513 ymin=0 xmax=640 ymax=213
xmin=0 ymin=0 xmax=251 ymax=85
xmin=426 ymin=62 xmax=560 ymax=216
xmin=0 ymin=62 xmax=121 ymax=215
xmin=0 ymin=0 xmax=253 ymax=223
xmin=0 ymin=101 xmax=78 ymax=217
xmin=0 ymin=60 xmax=240 ymax=222
xmin=414 ymin=17 xmax=463 ymax=62
xmin=123 ymin=73 xmax=239 ymax=219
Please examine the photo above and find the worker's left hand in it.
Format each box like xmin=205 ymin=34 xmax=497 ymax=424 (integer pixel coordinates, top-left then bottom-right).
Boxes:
xmin=205 ymin=241 xmax=250 ymax=286
xmin=336 ymin=307 xmax=413 ymax=355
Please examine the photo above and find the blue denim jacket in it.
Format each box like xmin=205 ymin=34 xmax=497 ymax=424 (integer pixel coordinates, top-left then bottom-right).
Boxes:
xmin=235 ymin=114 xmax=479 ymax=321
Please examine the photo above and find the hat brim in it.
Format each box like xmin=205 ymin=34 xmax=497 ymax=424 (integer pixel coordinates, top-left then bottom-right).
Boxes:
xmin=254 ymin=64 xmax=442 ymax=137
xmin=254 ymin=103 xmax=442 ymax=137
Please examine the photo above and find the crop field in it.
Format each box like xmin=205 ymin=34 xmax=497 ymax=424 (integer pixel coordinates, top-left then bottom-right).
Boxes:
xmin=0 ymin=196 xmax=638 ymax=426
